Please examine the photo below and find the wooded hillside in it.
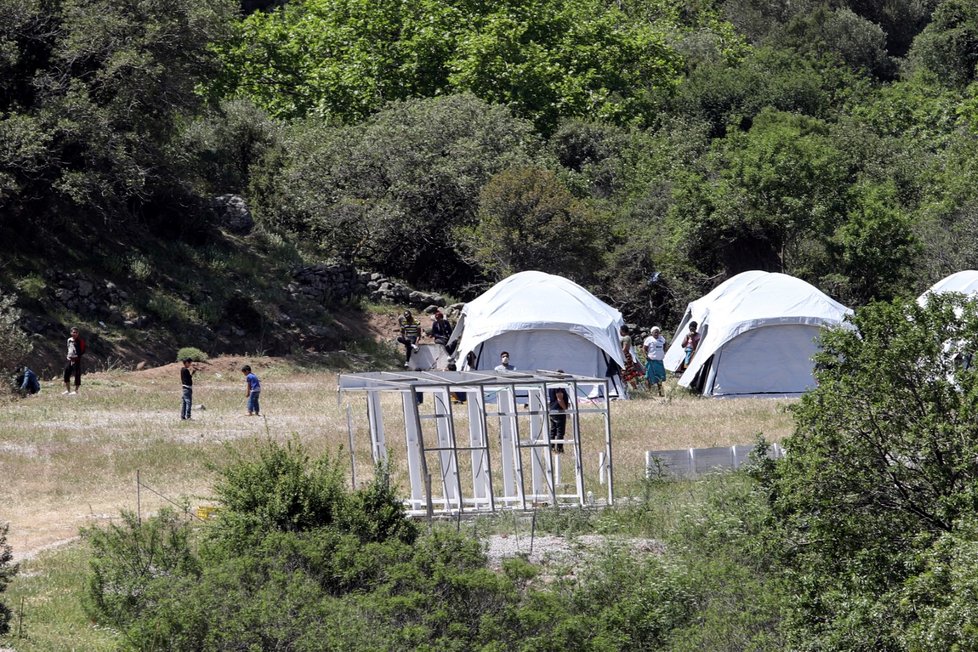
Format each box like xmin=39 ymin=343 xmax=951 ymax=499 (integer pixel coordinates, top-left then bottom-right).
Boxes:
xmin=2 ymin=0 xmax=977 ymax=345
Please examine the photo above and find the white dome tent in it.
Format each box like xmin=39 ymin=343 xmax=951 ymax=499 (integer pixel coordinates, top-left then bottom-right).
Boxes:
xmin=663 ymin=271 xmax=852 ymax=397
xmin=916 ymin=270 xmax=978 ymax=373
xmin=917 ymin=270 xmax=978 ymax=305
xmin=449 ymin=271 xmax=626 ymax=396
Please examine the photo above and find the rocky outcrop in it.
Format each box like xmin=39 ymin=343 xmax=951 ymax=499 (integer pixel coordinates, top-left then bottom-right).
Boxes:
xmin=212 ymin=194 xmax=254 ymax=235
xmin=287 ymin=264 xmax=365 ymax=305
xmin=286 ymin=264 xmax=447 ymax=312
xmin=363 ymin=273 xmax=446 ymax=311
xmin=48 ymin=272 xmax=137 ymax=326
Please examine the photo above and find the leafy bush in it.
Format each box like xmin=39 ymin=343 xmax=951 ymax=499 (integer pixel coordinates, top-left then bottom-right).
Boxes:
xmin=83 ymin=436 xmax=835 ymax=651
xmin=0 ymin=522 xmax=17 ymax=636
xmin=175 ymin=347 xmax=208 ymax=362
xmin=13 ymin=274 xmax=46 ymax=301
xmin=768 ymin=293 xmax=978 ymax=648
xmin=0 ymin=290 xmax=32 ymax=375
xmin=83 ymin=509 xmax=200 ymax=633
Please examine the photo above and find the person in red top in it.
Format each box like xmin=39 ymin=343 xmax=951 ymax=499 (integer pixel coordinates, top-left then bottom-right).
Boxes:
xmin=62 ymin=326 xmax=85 ymax=395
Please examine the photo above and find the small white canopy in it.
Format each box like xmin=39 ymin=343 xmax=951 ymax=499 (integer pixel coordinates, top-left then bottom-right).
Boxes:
xmin=663 ymin=271 xmax=852 ymax=397
xmin=450 ymin=271 xmax=625 ymax=381
xmin=917 ymin=270 xmax=978 ymax=305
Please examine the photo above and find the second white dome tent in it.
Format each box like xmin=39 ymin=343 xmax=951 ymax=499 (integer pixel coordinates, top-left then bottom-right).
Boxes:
xmin=663 ymin=271 xmax=853 ymax=397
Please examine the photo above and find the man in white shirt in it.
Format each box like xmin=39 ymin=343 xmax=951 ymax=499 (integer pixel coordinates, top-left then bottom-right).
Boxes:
xmin=642 ymin=326 xmax=666 ymax=396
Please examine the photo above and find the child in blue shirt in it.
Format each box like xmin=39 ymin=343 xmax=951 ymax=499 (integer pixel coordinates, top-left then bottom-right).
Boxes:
xmin=241 ymin=365 xmax=261 ymax=416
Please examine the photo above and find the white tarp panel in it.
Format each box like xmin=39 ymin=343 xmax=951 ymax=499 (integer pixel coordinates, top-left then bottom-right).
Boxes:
xmin=452 ymin=271 xmax=625 ymax=377
xmin=708 ymin=324 xmax=823 ymax=396
xmin=664 ymin=271 xmax=852 ymax=397
xmin=469 ymin=329 xmax=612 ymax=378
xmin=408 ymin=343 xmax=451 ymax=371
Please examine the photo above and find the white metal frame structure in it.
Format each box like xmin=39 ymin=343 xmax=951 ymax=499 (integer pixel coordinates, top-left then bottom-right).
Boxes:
xmin=338 ymin=370 xmax=615 ymax=517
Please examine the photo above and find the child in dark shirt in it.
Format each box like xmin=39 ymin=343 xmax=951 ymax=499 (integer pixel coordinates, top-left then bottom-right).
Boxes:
xmin=241 ymin=364 xmax=261 ymax=416
xmin=180 ymin=358 xmax=198 ymax=420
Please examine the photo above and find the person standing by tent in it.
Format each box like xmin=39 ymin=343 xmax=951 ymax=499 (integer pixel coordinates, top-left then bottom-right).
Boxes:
xmin=619 ymin=325 xmax=643 ymax=388
xmin=430 ymin=310 xmax=452 ymax=349
xmin=62 ymin=326 xmax=85 ymax=394
xmin=548 ymin=372 xmax=569 ymax=453
xmin=495 ymin=351 xmax=515 ymax=371
xmin=397 ymin=310 xmax=422 ymax=367
xmin=643 ymin=326 xmax=666 ymax=396
xmin=678 ymin=321 xmax=701 ymax=373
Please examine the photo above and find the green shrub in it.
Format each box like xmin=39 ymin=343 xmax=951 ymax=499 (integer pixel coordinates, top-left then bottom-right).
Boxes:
xmin=175 ymin=347 xmax=208 ymax=362
xmin=0 ymin=522 xmax=17 ymax=636
xmin=83 ymin=509 xmax=200 ymax=633
xmin=207 ymin=439 xmax=417 ymax=553
xmin=87 ymin=437 xmax=782 ymax=650
xmin=0 ymin=291 xmax=32 ymax=375
xmin=14 ymin=274 xmax=46 ymax=301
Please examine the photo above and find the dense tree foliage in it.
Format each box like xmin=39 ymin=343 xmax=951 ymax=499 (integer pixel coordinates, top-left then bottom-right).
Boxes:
xmin=250 ymin=94 xmax=539 ymax=290
xmin=762 ymin=294 xmax=978 ymax=649
xmin=5 ymin=0 xmax=978 ymax=324
xmin=0 ymin=0 xmax=237 ymax=241
xmin=459 ymin=166 xmax=610 ymax=283
xmin=0 ymin=522 xmax=15 ymax=636
xmin=214 ymin=0 xmax=691 ymax=133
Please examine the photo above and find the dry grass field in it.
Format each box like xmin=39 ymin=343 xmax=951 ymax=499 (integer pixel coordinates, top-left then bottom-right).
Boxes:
xmin=0 ymin=356 xmax=797 ymax=562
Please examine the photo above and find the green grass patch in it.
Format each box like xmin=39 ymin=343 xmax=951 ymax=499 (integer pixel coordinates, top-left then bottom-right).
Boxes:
xmin=1 ymin=543 xmax=119 ymax=651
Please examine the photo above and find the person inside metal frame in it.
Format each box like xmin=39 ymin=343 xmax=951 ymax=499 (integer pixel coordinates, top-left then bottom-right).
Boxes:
xmin=548 ymin=370 xmax=569 ymax=453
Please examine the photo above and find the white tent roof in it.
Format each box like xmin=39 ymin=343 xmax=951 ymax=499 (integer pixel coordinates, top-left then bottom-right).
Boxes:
xmin=451 ymin=271 xmax=625 ymax=374
xmin=917 ymin=270 xmax=978 ymax=305
xmin=663 ymin=271 xmax=852 ymax=395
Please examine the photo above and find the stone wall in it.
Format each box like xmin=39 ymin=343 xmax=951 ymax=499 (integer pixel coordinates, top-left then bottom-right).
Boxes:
xmin=287 ymin=264 xmax=448 ymax=312
xmin=47 ymin=271 xmax=145 ymax=327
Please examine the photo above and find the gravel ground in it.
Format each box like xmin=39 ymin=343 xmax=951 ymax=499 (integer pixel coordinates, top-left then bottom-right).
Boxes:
xmin=484 ymin=533 xmax=663 ymax=571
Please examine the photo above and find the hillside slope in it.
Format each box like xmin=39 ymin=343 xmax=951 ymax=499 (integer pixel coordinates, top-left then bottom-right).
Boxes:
xmin=4 ymin=224 xmax=407 ymax=376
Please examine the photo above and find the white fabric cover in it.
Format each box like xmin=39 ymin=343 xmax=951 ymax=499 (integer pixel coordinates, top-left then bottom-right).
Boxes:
xmin=452 ymin=271 xmax=625 ymax=378
xmin=917 ymin=270 xmax=978 ymax=305
xmin=663 ymin=271 xmax=852 ymax=397
xmin=407 ymin=343 xmax=452 ymax=371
